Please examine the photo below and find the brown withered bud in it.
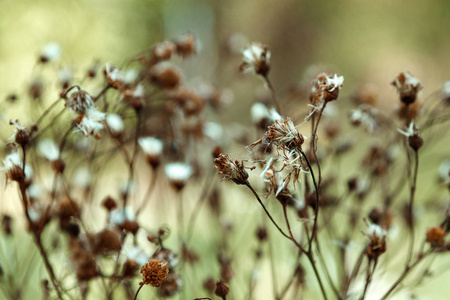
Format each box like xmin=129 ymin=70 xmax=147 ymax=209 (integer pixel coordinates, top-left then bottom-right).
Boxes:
xmin=347 ymin=177 xmax=358 ymax=192
xmin=368 ymin=208 xmax=393 ymax=230
xmin=256 ymin=226 xmax=268 ymax=241
xmin=102 ymin=196 xmax=117 ymax=211
xmin=399 ymin=122 xmax=423 ymax=151
xmin=392 ymin=72 xmax=423 ymax=104
xmin=2 ymin=215 xmax=12 ymax=235
xmin=173 ymin=34 xmax=197 ymax=58
xmin=397 ymin=101 xmax=421 ymax=123
xmin=70 ymin=239 xmax=97 ymax=281
xmin=149 ymin=62 xmax=182 ymax=90
xmin=220 ymin=264 xmax=234 ymax=282
xmin=57 ymin=198 xmax=81 ymax=231
xmin=212 ymin=146 xmax=223 ymax=159
xmin=364 ymin=224 xmax=387 ymax=260
xmin=140 ymin=259 xmax=169 ymax=287
xmin=66 ymin=222 xmax=80 ymax=237
xmin=92 ymin=229 xmax=121 ymax=254
xmin=215 ymin=280 xmax=230 ymax=298
xmin=122 ymin=259 xmax=139 ymax=278
xmin=426 ymin=227 xmax=446 ymax=247
xmin=122 ymin=220 xmax=140 ymax=235
xmin=310 ymin=73 xmax=344 ymax=104
xmin=29 ymin=79 xmax=43 ymax=100
xmin=158 ymin=273 xmax=182 ymax=297
xmin=203 ymin=277 xmax=216 ymax=293
xmin=9 ymin=120 xmax=29 ymax=147
xmin=51 ymin=159 xmax=65 ymax=174
xmin=214 ymin=154 xmax=249 ymax=185
xmin=151 ymin=41 xmax=176 ymax=62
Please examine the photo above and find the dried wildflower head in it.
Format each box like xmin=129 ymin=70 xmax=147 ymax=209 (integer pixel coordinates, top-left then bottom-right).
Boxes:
xmin=9 ymin=119 xmax=29 ymax=146
xmin=164 ymin=162 xmax=193 ymax=190
xmin=105 ymin=114 xmax=124 ymax=138
xmin=39 ymin=42 xmax=61 ymax=63
xmin=151 ymin=41 xmax=176 ymax=62
xmin=263 ymin=118 xmax=305 ymax=152
xmin=139 ymin=137 xmax=163 ymax=168
xmin=149 ymin=62 xmax=182 ymax=90
xmin=310 ymin=73 xmax=344 ymax=105
xmin=215 ymin=280 xmax=230 ymax=298
xmin=1 ymin=151 xmax=32 ymax=182
xmin=140 ymin=259 xmax=169 ymax=287
xmin=426 ymin=226 xmax=446 ymax=247
xmin=173 ymin=33 xmax=198 ymax=58
xmin=240 ymin=43 xmax=271 ymax=76
xmin=65 ymin=90 xmax=94 ymax=114
xmin=105 ymin=64 xmax=125 ymax=90
xmin=364 ymin=224 xmax=387 ymax=260
xmin=76 ymin=108 xmax=106 ymax=139
xmin=214 ymin=153 xmax=249 ymax=185
xmin=398 ymin=122 xmax=423 ymax=151
xmin=391 ymin=72 xmax=423 ymax=104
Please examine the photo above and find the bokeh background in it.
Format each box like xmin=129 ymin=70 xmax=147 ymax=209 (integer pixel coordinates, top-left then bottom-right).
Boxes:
xmin=1 ymin=0 xmax=450 ymax=299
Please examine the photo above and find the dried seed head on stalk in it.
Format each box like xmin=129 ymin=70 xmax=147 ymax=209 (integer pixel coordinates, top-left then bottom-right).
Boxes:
xmin=65 ymin=90 xmax=94 ymax=114
xmin=139 ymin=137 xmax=164 ymax=168
xmin=364 ymin=224 xmax=387 ymax=260
xmin=391 ymin=72 xmax=423 ymax=104
xmin=310 ymin=73 xmax=344 ymax=105
xmin=9 ymin=119 xmax=30 ymax=146
xmin=39 ymin=42 xmax=61 ymax=63
xmin=165 ymin=162 xmax=193 ymax=190
xmin=139 ymin=259 xmax=169 ymax=287
xmin=426 ymin=226 xmax=446 ymax=247
xmin=397 ymin=122 xmax=423 ymax=151
xmin=239 ymin=43 xmax=271 ymax=76
xmin=105 ymin=64 xmax=125 ymax=90
xmin=213 ymin=153 xmax=249 ymax=185
xmin=263 ymin=118 xmax=305 ymax=152
xmin=76 ymin=108 xmax=106 ymax=139
xmin=1 ymin=151 xmax=32 ymax=182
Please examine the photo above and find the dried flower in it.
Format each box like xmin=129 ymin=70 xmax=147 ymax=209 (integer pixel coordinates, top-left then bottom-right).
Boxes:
xmin=164 ymin=162 xmax=193 ymax=190
xmin=174 ymin=33 xmax=198 ymax=58
xmin=214 ymin=153 xmax=249 ymax=185
xmin=364 ymin=224 xmax=387 ymax=259
xmin=149 ymin=62 xmax=182 ymax=90
xmin=263 ymin=118 xmax=305 ymax=152
xmin=1 ymin=151 xmax=32 ymax=182
xmin=105 ymin=64 xmax=125 ymax=90
xmin=140 ymin=259 xmax=169 ymax=287
xmin=215 ymin=280 xmax=229 ymax=298
xmin=66 ymin=90 xmax=94 ymax=114
xmin=151 ymin=41 xmax=176 ymax=62
xmin=392 ymin=72 xmax=423 ymax=104
xmin=139 ymin=137 xmax=163 ymax=168
xmin=9 ymin=120 xmax=29 ymax=146
xmin=398 ymin=122 xmax=423 ymax=150
xmin=240 ymin=43 xmax=271 ymax=76
xmin=76 ymin=108 xmax=106 ymax=138
xmin=426 ymin=226 xmax=446 ymax=247
xmin=310 ymin=73 xmax=344 ymax=105
xmin=39 ymin=42 xmax=61 ymax=63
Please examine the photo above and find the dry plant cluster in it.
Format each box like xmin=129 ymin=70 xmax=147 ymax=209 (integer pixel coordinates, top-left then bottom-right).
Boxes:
xmin=1 ymin=33 xmax=450 ymax=300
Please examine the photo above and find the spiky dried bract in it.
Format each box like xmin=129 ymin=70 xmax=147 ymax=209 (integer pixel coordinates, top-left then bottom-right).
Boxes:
xmin=239 ymin=43 xmax=271 ymax=76
xmin=391 ymin=72 xmax=423 ymax=104
xmin=264 ymin=118 xmax=305 ymax=152
xmin=140 ymin=259 xmax=169 ymax=287
xmin=214 ymin=154 xmax=249 ymax=185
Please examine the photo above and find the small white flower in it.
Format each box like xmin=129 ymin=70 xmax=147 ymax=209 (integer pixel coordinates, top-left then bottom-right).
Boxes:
xmin=133 ymin=84 xmax=144 ymax=98
xmin=40 ymin=42 xmax=61 ymax=61
xmin=77 ymin=108 xmax=106 ymax=137
xmin=106 ymin=114 xmax=124 ymax=135
xmin=38 ymin=139 xmax=60 ymax=161
xmin=164 ymin=162 xmax=193 ymax=182
xmin=138 ymin=137 xmax=163 ymax=156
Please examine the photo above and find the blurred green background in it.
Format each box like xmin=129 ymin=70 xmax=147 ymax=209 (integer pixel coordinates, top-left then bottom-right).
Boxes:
xmin=1 ymin=0 xmax=450 ymax=111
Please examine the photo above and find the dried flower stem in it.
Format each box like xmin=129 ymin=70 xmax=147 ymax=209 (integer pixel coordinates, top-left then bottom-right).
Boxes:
xmin=380 ymin=248 xmax=434 ymax=300
xmin=19 ymin=145 xmax=64 ymax=300
xmin=406 ymin=149 xmax=419 ymax=267
xmin=133 ymin=284 xmax=144 ymax=300
xmin=359 ymin=258 xmax=378 ymax=300
xmin=263 ymin=75 xmax=282 ymax=114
